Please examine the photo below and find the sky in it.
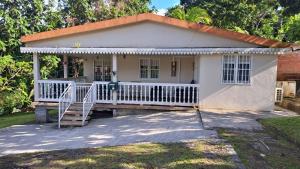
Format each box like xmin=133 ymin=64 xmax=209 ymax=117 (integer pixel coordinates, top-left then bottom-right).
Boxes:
xmin=151 ymin=0 xmax=180 ymax=15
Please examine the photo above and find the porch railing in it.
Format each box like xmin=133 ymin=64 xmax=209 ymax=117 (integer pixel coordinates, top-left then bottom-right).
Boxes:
xmin=75 ymin=83 xmax=92 ymax=103
xmin=58 ymin=83 xmax=73 ymax=128
xmin=37 ymin=80 xmax=200 ymax=107
xmin=82 ymin=84 xmax=95 ymax=125
xmin=94 ymin=81 xmax=113 ymax=103
xmin=117 ymin=82 xmax=199 ymax=106
xmin=37 ymin=80 xmax=72 ymax=102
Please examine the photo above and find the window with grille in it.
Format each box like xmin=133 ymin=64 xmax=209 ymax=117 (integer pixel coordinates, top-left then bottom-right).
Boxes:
xmin=94 ymin=57 xmax=112 ymax=81
xmin=140 ymin=58 xmax=160 ymax=79
xmin=222 ymin=55 xmax=251 ymax=84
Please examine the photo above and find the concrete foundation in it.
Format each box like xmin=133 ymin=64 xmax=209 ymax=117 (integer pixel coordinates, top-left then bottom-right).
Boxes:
xmin=35 ymin=106 xmax=49 ymax=123
xmin=113 ymin=108 xmax=168 ymax=117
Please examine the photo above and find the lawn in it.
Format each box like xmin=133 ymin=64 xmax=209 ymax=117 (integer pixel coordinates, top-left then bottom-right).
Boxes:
xmin=218 ymin=116 xmax=300 ymax=169
xmin=260 ymin=116 xmax=300 ymax=145
xmin=0 ymin=110 xmax=57 ymax=129
xmin=0 ymin=140 xmax=237 ymax=169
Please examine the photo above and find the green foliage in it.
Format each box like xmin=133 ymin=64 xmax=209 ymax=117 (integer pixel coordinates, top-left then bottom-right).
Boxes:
xmin=166 ymin=5 xmax=212 ymax=24
xmin=0 ymin=55 xmax=32 ymax=114
xmin=0 ymin=0 xmax=152 ymax=114
xmin=40 ymin=55 xmax=61 ymax=79
xmin=178 ymin=0 xmax=299 ymax=41
xmin=282 ymin=13 xmax=300 ymax=42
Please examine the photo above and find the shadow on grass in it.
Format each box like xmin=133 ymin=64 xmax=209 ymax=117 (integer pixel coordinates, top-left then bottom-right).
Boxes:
xmin=0 ymin=141 xmax=236 ymax=169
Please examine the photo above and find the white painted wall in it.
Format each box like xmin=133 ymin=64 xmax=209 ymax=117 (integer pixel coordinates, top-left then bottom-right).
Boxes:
xmin=198 ymin=54 xmax=277 ymax=111
xmin=82 ymin=55 xmax=195 ymax=83
xmin=26 ymin=21 xmax=258 ymax=48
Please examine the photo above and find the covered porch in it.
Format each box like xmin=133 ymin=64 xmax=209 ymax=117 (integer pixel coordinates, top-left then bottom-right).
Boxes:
xmin=24 ymin=47 xmax=203 ymax=107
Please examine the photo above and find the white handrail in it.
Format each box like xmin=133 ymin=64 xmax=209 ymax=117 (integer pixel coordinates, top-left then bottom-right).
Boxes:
xmin=82 ymin=84 xmax=95 ymax=126
xmin=117 ymin=82 xmax=199 ymax=106
xmin=58 ymin=82 xmax=73 ymax=128
xmin=37 ymin=80 xmax=72 ymax=102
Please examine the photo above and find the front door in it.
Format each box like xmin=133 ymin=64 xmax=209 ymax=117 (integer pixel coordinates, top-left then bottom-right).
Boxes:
xmin=94 ymin=57 xmax=112 ymax=81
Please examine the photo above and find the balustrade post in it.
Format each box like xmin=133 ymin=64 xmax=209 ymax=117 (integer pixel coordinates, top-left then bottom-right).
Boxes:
xmin=112 ymin=54 xmax=118 ymax=105
xmin=33 ymin=53 xmax=41 ymax=101
xmin=72 ymin=81 xmax=76 ymax=103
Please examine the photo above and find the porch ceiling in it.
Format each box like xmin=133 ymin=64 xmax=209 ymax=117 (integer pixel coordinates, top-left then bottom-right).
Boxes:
xmin=20 ymin=47 xmax=291 ymax=55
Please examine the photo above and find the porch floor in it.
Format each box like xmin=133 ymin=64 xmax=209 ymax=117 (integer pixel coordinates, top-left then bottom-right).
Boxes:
xmin=33 ymin=102 xmax=195 ymax=111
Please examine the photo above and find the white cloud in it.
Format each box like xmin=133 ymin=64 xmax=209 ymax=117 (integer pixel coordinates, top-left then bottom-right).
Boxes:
xmin=156 ymin=8 xmax=168 ymax=16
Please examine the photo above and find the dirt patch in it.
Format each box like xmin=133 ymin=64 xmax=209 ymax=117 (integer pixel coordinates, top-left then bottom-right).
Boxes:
xmin=218 ymin=129 xmax=300 ymax=169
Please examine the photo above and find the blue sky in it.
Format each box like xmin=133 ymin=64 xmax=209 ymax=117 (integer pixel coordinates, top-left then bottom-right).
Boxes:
xmin=151 ymin=0 xmax=180 ymax=15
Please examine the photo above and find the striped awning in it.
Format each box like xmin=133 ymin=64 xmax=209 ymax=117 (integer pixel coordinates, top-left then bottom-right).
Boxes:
xmin=20 ymin=47 xmax=291 ymax=55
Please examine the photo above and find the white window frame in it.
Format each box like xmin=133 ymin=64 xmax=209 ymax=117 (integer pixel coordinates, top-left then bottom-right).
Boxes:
xmin=222 ymin=55 xmax=252 ymax=85
xmin=139 ymin=58 xmax=160 ymax=80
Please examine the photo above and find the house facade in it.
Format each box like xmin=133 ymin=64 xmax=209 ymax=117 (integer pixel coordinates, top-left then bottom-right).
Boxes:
xmin=20 ymin=13 xmax=296 ymax=127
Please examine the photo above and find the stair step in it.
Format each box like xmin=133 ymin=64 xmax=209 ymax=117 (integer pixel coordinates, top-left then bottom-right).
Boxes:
xmin=65 ymin=111 xmax=82 ymax=115
xmin=68 ymin=106 xmax=83 ymax=111
xmin=63 ymin=115 xmax=91 ymax=121
xmin=60 ymin=120 xmax=88 ymax=126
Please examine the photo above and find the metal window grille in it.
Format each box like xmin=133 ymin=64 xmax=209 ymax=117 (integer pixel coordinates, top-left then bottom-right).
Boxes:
xmin=222 ymin=55 xmax=251 ymax=84
xmin=222 ymin=55 xmax=236 ymax=84
xmin=237 ymin=55 xmax=251 ymax=84
xmin=94 ymin=57 xmax=112 ymax=81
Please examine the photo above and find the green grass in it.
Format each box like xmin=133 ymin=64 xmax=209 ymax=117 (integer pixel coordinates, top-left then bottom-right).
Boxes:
xmin=260 ymin=116 xmax=300 ymax=145
xmin=218 ymin=116 xmax=300 ymax=169
xmin=0 ymin=110 xmax=57 ymax=129
xmin=0 ymin=141 xmax=236 ymax=169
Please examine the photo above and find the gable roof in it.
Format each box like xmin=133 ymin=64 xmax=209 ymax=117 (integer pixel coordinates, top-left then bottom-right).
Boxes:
xmin=21 ymin=13 xmax=294 ymax=48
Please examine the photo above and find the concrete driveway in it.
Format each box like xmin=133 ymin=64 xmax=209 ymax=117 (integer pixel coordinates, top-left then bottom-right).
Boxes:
xmin=0 ymin=111 xmax=217 ymax=156
xmin=201 ymin=106 xmax=299 ymax=130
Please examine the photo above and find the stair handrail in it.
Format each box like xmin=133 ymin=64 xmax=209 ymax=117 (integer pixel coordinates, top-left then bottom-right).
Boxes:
xmin=82 ymin=83 xmax=95 ymax=126
xmin=58 ymin=82 xmax=73 ymax=128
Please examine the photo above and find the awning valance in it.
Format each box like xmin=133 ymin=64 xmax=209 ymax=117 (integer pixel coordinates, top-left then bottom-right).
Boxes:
xmin=20 ymin=47 xmax=291 ymax=55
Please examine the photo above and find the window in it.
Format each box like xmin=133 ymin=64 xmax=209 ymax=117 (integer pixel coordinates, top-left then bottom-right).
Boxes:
xmin=237 ymin=55 xmax=251 ymax=84
xmin=94 ymin=57 xmax=111 ymax=81
xmin=222 ymin=55 xmax=251 ymax=84
xmin=171 ymin=61 xmax=177 ymax=77
xmin=140 ymin=58 xmax=160 ymax=79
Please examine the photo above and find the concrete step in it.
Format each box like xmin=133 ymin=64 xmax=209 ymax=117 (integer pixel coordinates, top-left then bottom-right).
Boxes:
xmin=63 ymin=115 xmax=91 ymax=121
xmin=60 ymin=120 xmax=88 ymax=126
xmin=64 ymin=110 xmax=82 ymax=115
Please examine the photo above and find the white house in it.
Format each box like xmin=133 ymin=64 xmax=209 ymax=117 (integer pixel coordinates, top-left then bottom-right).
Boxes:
xmin=20 ymin=13 xmax=296 ymax=127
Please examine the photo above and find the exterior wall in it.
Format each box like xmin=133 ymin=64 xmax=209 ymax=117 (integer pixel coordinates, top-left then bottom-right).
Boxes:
xmin=198 ymin=54 xmax=277 ymax=111
xmin=83 ymin=55 xmax=195 ymax=83
xmin=277 ymin=52 xmax=300 ymax=81
xmin=26 ymin=22 xmax=258 ymax=48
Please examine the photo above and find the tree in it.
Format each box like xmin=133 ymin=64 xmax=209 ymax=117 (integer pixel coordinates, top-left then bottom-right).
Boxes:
xmin=282 ymin=13 xmax=300 ymax=42
xmin=166 ymin=5 xmax=212 ymax=24
xmin=179 ymin=0 xmax=300 ymax=42
xmin=0 ymin=0 xmax=152 ymax=114
xmin=0 ymin=55 xmax=32 ymax=114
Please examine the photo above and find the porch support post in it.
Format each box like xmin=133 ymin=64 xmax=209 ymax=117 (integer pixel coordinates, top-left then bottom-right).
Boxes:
xmin=33 ymin=53 xmax=40 ymax=102
xmin=63 ymin=55 xmax=68 ymax=78
xmin=112 ymin=54 xmax=118 ymax=105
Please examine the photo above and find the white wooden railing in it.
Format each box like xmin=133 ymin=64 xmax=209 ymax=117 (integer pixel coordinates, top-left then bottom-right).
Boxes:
xmin=37 ymin=80 xmax=72 ymax=102
xmin=37 ymin=80 xmax=200 ymax=107
xmin=82 ymin=84 xmax=96 ymax=125
xmin=117 ymin=82 xmax=199 ymax=106
xmin=58 ymin=83 xmax=73 ymax=128
xmin=94 ymin=81 xmax=113 ymax=103
xmin=75 ymin=83 xmax=92 ymax=102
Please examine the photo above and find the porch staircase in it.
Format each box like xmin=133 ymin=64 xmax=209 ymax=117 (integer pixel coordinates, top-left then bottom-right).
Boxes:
xmin=58 ymin=83 xmax=95 ymax=128
xmin=60 ymin=103 xmax=92 ymax=127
